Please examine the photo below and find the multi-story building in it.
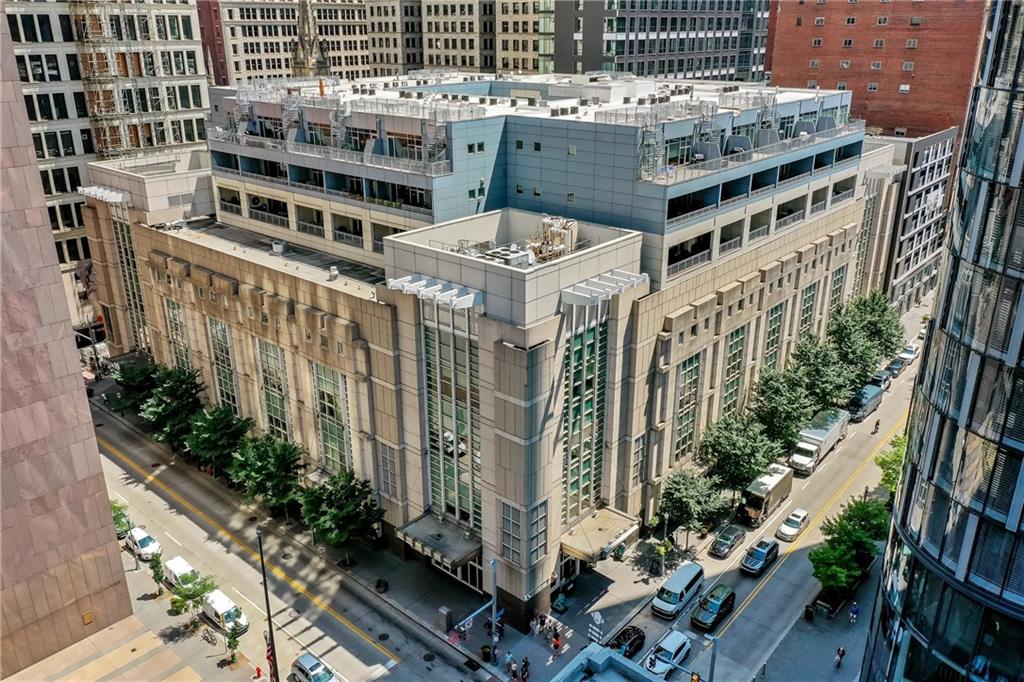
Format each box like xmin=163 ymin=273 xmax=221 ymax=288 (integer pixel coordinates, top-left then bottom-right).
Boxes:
xmin=496 ymin=0 xmax=539 ymax=74
xmin=0 ymin=21 xmax=131 ymax=676
xmin=197 ymin=0 xmax=370 ymax=84
xmin=3 ymin=0 xmax=209 ymax=341
xmin=861 ymin=5 xmax=1024 ymax=681
xmin=85 ymin=72 xmax=873 ymax=627
xmin=767 ymin=0 xmax=984 ymax=137
xmin=544 ymin=0 xmax=770 ymax=80
xmin=421 ymin=0 xmax=497 ymax=72
xmin=366 ymin=0 xmax=424 ymax=77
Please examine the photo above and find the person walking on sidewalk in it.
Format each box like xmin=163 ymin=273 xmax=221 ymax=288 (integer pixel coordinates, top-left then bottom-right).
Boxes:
xmin=849 ymin=601 xmax=860 ymax=624
xmin=521 ymin=656 xmax=530 ymax=679
xmin=504 ymin=650 xmax=515 ymax=673
xmin=835 ymin=647 xmax=846 ymax=668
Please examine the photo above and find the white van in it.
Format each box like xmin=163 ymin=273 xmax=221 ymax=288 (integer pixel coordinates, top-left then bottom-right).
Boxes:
xmin=651 ymin=560 xmax=704 ymax=619
xmin=164 ymin=556 xmax=199 ymax=589
xmin=202 ymin=589 xmax=249 ymax=634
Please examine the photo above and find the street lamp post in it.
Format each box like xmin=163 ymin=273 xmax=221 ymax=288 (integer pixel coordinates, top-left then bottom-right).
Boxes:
xmin=256 ymin=528 xmax=280 ymax=682
xmin=704 ymin=634 xmax=719 ymax=682
xmin=489 ymin=558 xmax=498 ymax=650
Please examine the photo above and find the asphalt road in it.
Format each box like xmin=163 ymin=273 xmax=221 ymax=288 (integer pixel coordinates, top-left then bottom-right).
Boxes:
xmin=619 ymin=354 xmax=920 ymax=682
xmin=95 ymin=403 xmax=481 ymax=682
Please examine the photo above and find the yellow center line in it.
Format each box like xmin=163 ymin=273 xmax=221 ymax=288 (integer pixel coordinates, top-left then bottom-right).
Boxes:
xmin=717 ymin=412 xmax=909 ymax=637
xmin=97 ymin=434 xmax=401 ymax=663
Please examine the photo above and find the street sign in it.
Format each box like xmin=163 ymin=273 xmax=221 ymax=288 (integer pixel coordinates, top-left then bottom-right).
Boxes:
xmin=592 ymin=611 xmax=604 ymax=625
xmin=494 ymin=608 xmax=505 ymax=621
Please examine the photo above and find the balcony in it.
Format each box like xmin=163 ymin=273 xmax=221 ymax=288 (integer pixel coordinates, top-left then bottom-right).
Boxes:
xmin=219 ymin=200 xmax=242 ymax=216
xmin=249 ymin=208 xmax=289 ymax=228
xmin=366 ymin=195 xmax=432 ymax=216
xmin=777 ymin=171 xmax=812 ymax=189
xmin=719 ymin=236 xmax=742 ymax=254
xmin=296 ymin=220 xmax=325 ymax=238
xmin=775 ymin=210 xmax=806 ymax=231
xmin=208 ymin=129 xmax=453 ymax=176
xmin=667 ymin=202 xmax=719 ymax=227
xmin=810 ymin=200 xmax=827 ymax=215
xmin=832 ymin=189 xmax=855 ymax=204
xmin=372 ymin=238 xmax=384 ymax=253
xmin=667 ymin=250 xmax=712 ymax=277
xmin=643 ymin=120 xmax=866 ymax=185
xmin=333 ymin=231 xmax=364 ymax=248
xmin=748 ymin=225 xmax=769 ymax=242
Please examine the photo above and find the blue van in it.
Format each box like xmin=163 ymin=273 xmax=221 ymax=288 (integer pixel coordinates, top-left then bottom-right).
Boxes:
xmin=848 ymin=384 xmax=884 ymax=422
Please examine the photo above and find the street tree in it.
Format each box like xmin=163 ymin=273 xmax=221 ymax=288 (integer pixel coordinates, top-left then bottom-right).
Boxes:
xmin=229 ymin=435 xmax=304 ymax=515
xmin=748 ymin=367 xmax=815 ymax=448
xmin=139 ymin=366 xmax=205 ymax=453
xmin=105 ymin=361 xmax=158 ymax=415
xmin=300 ymin=468 xmax=384 ymax=548
xmin=185 ymin=405 xmax=254 ymax=477
xmin=848 ymin=291 xmax=905 ymax=359
xmin=658 ymin=469 xmax=727 ymax=550
xmin=827 ymin=305 xmax=881 ymax=394
xmin=170 ymin=574 xmax=217 ymax=627
xmin=790 ymin=335 xmax=853 ymax=409
xmin=225 ymin=622 xmax=242 ymax=664
xmin=702 ymin=415 xmax=781 ymax=497
xmin=149 ymin=552 xmax=165 ymax=596
xmin=875 ymin=435 xmax=907 ymax=497
xmin=820 ymin=498 xmax=890 ymax=560
xmin=809 ymin=540 xmax=862 ymax=593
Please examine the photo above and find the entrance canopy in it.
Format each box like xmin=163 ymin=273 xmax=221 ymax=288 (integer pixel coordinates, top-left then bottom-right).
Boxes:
xmin=560 ymin=508 xmax=639 ymax=563
xmin=397 ymin=513 xmax=481 ymax=568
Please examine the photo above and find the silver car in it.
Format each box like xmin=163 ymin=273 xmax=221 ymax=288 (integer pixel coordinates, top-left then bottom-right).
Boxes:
xmin=291 ymin=653 xmax=339 ymax=682
xmin=776 ymin=508 xmax=809 ymax=542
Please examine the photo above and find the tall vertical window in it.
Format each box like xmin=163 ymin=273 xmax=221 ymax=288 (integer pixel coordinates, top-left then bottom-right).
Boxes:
xmin=561 ymin=308 xmax=608 ymax=523
xmin=164 ymin=297 xmax=190 ymax=369
xmin=829 ymin=265 xmax=848 ymax=313
xmin=423 ymin=302 xmax=482 ymax=530
xmin=500 ymin=501 xmax=521 ymax=565
xmin=527 ymin=501 xmax=548 ymax=564
xmin=673 ymin=351 xmax=703 ymax=461
xmin=721 ymin=325 xmax=747 ymax=415
xmin=255 ymin=338 xmax=290 ymax=440
xmin=207 ymin=317 xmax=239 ymax=412
xmin=631 ymin=433 xmax=647 ymax=486
xmin=800 ymin=282 xmax=820 ymax=336
xmin=376 ymin=441 xmax=399 ymax=498
xmin=764 ymin=302 xmax=786 ymax=368
xmin=311 ymin=362 xmax=352 ymax=472
xmin=111 ymin=205 xmax=149 ymax=351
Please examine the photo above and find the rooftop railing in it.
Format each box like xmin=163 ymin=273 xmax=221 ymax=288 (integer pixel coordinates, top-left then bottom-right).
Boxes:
xmin=832 ymin=188 xmax=855 ymax=204
xmin=666 ymin=250 xmax=712 ymax=277
xmin=719 ymin=236 xmax=743 ymax=254
xmin=775 ymin=210 xmax=806 ymax=231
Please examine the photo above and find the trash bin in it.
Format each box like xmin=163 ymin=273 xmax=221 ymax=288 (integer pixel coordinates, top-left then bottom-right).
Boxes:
xmin=481 ymin=645 xmax=492 ymax=662
xmin=804 ymin=604 xmax=815 ymax=622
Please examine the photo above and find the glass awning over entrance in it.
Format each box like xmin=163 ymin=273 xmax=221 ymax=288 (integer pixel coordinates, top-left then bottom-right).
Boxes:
xmin=560 ymin=507 xmax=639 ymax=564
xmin=397 ymin=513 xmax=482 ymax=568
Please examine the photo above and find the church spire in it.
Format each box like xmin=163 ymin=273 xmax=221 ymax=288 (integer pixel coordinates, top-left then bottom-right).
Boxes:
xmin=292 ymin=0 xmax=330 ymax=77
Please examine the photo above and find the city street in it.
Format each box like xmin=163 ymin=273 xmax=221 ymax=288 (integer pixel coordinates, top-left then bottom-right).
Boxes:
xmin=95 ymin=404 xmax=484 ymax=682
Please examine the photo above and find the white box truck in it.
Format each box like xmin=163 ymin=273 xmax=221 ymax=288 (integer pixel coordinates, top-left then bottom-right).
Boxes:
xmin=739 ymin=464 xmax=794 ymax=527
xmin=789 ymin=408 xmax=850 ymax=475
xmin=203 ymin=589 xmax=249 ymax=634
xmin=164 ymin=556 xmax=199 ymax=589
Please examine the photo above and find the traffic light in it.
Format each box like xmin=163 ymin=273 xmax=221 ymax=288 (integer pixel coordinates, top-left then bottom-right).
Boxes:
xmin=690 ymin=673 xmax=701 ymax=682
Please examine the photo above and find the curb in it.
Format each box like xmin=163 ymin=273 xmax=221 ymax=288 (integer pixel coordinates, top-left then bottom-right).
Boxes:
xmin=89 ymin=394 xmax=504 ymax=682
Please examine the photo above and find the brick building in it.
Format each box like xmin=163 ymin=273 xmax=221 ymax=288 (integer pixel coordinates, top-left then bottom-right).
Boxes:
xmin=767 ymin=0 xmax=985 ymax=137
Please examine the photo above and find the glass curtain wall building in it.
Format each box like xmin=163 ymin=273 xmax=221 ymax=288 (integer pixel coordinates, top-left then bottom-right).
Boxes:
xmin=861 ymin=6 xmax=1024 ymax=681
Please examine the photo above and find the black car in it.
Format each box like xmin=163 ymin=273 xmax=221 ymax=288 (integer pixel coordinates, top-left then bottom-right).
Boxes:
xmin=886 ymin=357 xmax=908 ymax=378
xmin=709 ymin=524 xmax=747 ymax=558
xmin=607 ymin=625 xmax=646 ymax=659
xmin=740 ymin=538 xmax=779 ymax=576
xmin=691 ymin=584 xmax=736 ymax=631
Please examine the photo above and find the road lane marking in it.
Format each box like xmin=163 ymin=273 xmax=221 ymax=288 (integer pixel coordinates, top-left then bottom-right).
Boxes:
xmin=716 ymin=413 xmax=908 ymax=638
xmin=96 ymin=434 xmax=400 ymax=663
xmin=114 ymin=491 xmax=129 ymax=503
xmin=165 ymin=532 xmax=183 ymax=547
xmin=234 ymin=588 xmax=266 ymax=615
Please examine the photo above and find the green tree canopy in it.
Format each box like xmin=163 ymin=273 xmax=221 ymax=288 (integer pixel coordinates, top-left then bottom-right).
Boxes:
xmin=791 ymin=335 xmax=854 ymax=409
xmin=185 ymin=405 xmax=254 ymax=476
xmin=139 ymin=366 xmax=205 ymax=452
xmin=748 ymin=367 xmax=816 ymax=449
xmin=170 ymin=574 xmax=217 ymax=624
xmin=826 ymin=304 xmax=882 ymax=395
xmin=875 ymin=434 xmax=907 ymax=496
xmin=228 ymin=435 xmax=304 ymax=512
xmin=149 ymin=552 xmax=165 ymax=595
xmin=105 ymin=361 xmax=158 ymax=415
xmin=658 ymin=469 xmax=727 ymax=548
xmin=809 ymin=540 xmax=863 ymax=593
xmin=820 ymin=498 xmax=890 ymax=559
xmin=300 ymin=468 xmax=384 ymax=547
xmin=702 ymin=415 xmax=781 ymax=493
xmin=848 ymin=291 xmax=905 ymax=359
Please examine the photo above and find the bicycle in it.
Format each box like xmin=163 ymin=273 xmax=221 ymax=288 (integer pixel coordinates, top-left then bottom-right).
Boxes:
xmin=202 ymin=627 xmax=218 ymax=646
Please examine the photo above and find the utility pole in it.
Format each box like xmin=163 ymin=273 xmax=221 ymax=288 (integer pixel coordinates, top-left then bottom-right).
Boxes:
xmin=489 ymin=558 xmax=498 ymax=651
xmin=257 ymin=529 xmax=280 ymax=682
xmin=705 ymin=634 xmax=719 ymax=682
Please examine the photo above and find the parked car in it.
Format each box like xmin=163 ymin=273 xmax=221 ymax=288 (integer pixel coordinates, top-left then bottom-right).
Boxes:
xmin=776 ymin=508 xmax=810 ymax=542
xmin=886 ymin=356 xmax=908 ymax=378
xmin=202 ymin=589 xmax=249 ymax=634
xmin=898 ymin=343 xmax=920 ymax=363
xmin=709 ymin=524 xmax=748 ymax=558
xmin=868 ymin=370 xmax=892 ymax=391
xmin=112 ymin=506 xmax=131 ymax=540
xmin=607 ymin=625 xmax=646 ymax=659
xmin=740 ymin=538 xmax=780 ymax=577
xmin=651 ymin=561 xmax=705 ymax=619
xmin=164 ymin=555 xmax=199 ymax=589
xmin=917 ymin=327 xmax=927 ymax=340
xmin=691 ymin=584 xmax=736 ymax=631
xmin=291 ymin=653 xmax=340 ymax=682
xmin=645 ymin=629 xmax=692 ymax=678
xmin=126 ymin=527 xmax=161 ymax=560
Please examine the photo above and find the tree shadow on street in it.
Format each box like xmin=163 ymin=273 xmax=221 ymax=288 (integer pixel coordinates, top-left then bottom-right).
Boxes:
xmin=156 ymin=623 xmax=193 ymax=644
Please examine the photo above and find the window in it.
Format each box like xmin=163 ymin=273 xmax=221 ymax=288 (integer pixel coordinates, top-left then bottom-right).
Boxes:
xmin=829 ymin=265 xmax=847 ymax=313
xmin=910 ymin=16 xmax=922 ymax=25
xmin=812 ymin=37 xmax=823 ymax=47
xmin=871 ymin=61 xmax=882 ymax=69
xmin=867 ymin=82 xmax=879 ymax=92
xmin=500 ymin=502 xmax=521 ymax=564
xmin=533 ymin=141 xmax=541 ymax=152
xmin=631 ymin=435 xmax=647 ymax=486
xmin=515 ymin=184 xmax=524 ymax=194
xmin=894 ymin=127 xmax=907 ymax=137
xmin=902 ymin=61 xmax=915 ymax=71
xmin=878 ymin=16 xmax=889 ymax=25
xmin=763 ymin=303 xmax=785 ymax=368
xmin=672 ymin=351 xmax=702 ymax=461
xmin=906 ymin=38 xmax=918 ymax=48
xmin=376 ymin=442 xmax=399 ymax=498
xmin=799 ymin=282 xmax=819 ymax=335
xmin=845 ymin=16 xmax=856 ymax=24
xmin=807 ymin=79 xmax=818 ymax=88
xmin=311 ymin=362 xmax=352 ymax=472
xmin=566 ymin=192 xmax=575 ymax=203
xmin=533 ymin=186 xmax=541 ymax=196
xmin=842 ymin=38 xmax=853 ymax=48
xmin=837 ymin=81 xmax=848 ymax=90
xmin=515 ymin=139 xmax=523 ymax=149
xmin=527 ymin=502 xmax=547 ymax=564
xmin=721 ymin=325 xmax=747 ymax=415
xmin=256 ymin=337 xmax=290 ymax=440
xmin=874 ymin=39 xmax=885 ymax=48
xmin=568 ymin=145 xmax=577 ymax=156
xmin=899 ymin=83 xmax=911 ymax=94
xmin=164 ymin=298 xmax=191 ymax=369
xmin=809 ymin=59 xmax=820 ymax=68
xmin=208 ymin=317 xmax=239 ymax=413
xmin=840 ymin=59 xmax=851 ymax=69
xmin=814 ymin=17 xmax=825 ymax=25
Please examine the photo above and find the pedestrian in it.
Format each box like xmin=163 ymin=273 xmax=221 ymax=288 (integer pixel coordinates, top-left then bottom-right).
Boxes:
xmin=552 ymin=634 xmax=562 ymax=657
xmin=835 ymin=647 xmax=846 ymax=668
xmin=509 ymin=660 xmax=518 ymax=679
xmin=849 ymin=601 xmax=860 ymax=624
xmin=504 ymin=650 xmax=515 ymax=673
xmin=521 ymin=656 xmax=530 ymax=679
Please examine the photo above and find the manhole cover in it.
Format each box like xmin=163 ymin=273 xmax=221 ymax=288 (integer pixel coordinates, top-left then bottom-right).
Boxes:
xmin=378 ymin=633 xmax=390 ymax=642
xmin=281 ymin=552 xmax=293 ymax=560
xmin=288 ymin=609 xmax=300 ymax=619
xmin=248 ymin=516 xmax=258 ymax=522
xmin=422 ymin=653 xmax=435 ymax=662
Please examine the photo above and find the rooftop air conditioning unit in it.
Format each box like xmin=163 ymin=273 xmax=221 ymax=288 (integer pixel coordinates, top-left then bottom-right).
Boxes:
xmin=510 ymin=98 xmax=518 ymax=106
xmin=623 ymin=96 xmax=632 ymax=103
xmin=271 ymin=240 xmax=287 ymax=255
xmin=570 ymin=106 xmax=579 ymax=114
xmin=560 ymin=107 xmax=569 ymax=116
xmin=479 ymin=97 xmax=487 ymax=104
xmin=694 ymin=153 xmax=705 ymax=161
xmin=490 ymin=98 xmax=498 ymax=105
xmin=416 ymin=92 xmax=424 ymax=99
xmin=527 ymin=97 xmax=536 ymax=106
xmin=328 ymin=266 xmax=339 ymax=281
xmin=462 ymin=95 xmax=469 ymax=101
xmin=550 ymin=109 xmax=559 ymax=117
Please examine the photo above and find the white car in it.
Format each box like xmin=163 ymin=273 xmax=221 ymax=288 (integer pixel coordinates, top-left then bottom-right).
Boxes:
xmin=917 ymin=327 xmax=927 ymax=340
xmin=776 ymin=508 xmax=810 ymax=542
xmin=898 ymin=343 xmax=920 ymax=363
xmin=126 ymin=527 xmax=161 ymax=560
xmin=645 ymin=629 xmax=692 ymax=679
